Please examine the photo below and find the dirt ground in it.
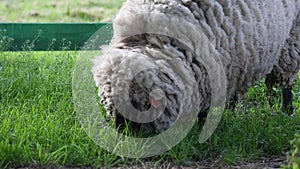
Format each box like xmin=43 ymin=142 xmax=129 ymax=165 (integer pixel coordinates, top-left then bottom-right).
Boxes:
xmin=14 ymin=155 xmax=287 ymax=169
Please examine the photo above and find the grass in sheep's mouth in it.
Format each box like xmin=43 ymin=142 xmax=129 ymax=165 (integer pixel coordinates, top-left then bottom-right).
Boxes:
xmin=0 ymin=50 xmax=299 ymax=168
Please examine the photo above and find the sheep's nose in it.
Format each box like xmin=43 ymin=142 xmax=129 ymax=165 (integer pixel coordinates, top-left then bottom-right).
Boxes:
xmin=150 ymin=98 xmax=162 ymax=108
xmin=149 ymin=88 xmax=165 ymax=108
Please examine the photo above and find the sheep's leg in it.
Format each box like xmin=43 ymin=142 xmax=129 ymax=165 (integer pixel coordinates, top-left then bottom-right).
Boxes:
xmin=114 ymin=112 xmax=142 ymax=133
xmin=265 ymin=74 xmax=275 ymax=107
xmin=282 ymin=87 xmax=294 ymax=115
xmin=198 ymin=109 xmax=208 ymax=125
xmin=198 ymin=93 xmax=237 ymax=126
xmin=266 ymin=69 xmax=296 ymax=115
xmin=266 ymin=13 xmax=300 ymax=115
xmin=198 ymin=98 xmax=236 ymax=125
xmin=227 ymin=94 xmax=238 ymax=112
xmin=198 ymin=94 xmax=237 ymax=126
xmin=115 ymin=112 xmax=127 ymax=131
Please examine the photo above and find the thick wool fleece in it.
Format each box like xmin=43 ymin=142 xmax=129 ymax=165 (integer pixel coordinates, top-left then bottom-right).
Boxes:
xmin=93 ymin=0 xmax=300 ymax=132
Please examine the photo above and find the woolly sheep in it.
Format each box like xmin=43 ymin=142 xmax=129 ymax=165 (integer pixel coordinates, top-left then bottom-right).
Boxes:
xmin=92 ymin=0 xmax=300 ymax=133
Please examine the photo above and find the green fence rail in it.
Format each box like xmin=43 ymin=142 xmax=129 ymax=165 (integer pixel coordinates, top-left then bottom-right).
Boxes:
xmin=0 ymin=23 xmax=113 ymax=51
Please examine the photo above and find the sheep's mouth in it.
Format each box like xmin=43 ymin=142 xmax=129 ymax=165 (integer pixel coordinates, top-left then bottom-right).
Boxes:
xmin=129 ymin=80 xmax=152 ymax=112
xmin=113 ymin=71 xmax=164 ymax=135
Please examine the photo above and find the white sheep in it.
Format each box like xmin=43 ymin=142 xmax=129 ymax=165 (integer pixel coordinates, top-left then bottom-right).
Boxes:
xmin=92 ymin=0 xmax=300 ymax=133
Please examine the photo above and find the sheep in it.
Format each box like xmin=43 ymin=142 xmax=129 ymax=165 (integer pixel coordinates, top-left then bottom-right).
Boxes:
xmin=92 ymin=0 xmax=300 ymax=133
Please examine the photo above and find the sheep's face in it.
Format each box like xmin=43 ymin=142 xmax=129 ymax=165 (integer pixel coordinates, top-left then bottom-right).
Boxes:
xmin=111 ymin=57 xmax=183 ymax=134
xmin=94 ymin=34 xmax=204 ymax=134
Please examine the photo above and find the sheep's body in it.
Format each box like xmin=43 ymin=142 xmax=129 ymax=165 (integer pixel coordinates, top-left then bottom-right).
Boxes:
xmin=93 ymin=0 xmax=300 ymax=133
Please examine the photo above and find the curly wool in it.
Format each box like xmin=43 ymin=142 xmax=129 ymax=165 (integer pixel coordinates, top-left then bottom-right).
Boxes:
xmin=93 ymin=0 xmax=300 ymax=132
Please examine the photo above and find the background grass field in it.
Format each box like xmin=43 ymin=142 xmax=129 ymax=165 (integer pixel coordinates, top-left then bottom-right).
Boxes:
xmin=0 ymin=0 xmax=300 ymax=168
xmin=0 ymin=0 xmax=123 ymax=22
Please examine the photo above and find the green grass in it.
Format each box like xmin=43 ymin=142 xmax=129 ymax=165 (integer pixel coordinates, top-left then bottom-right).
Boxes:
xmin=0 ymin=51 xmax=299 ymax=168
xmin=283 ymin=134 xmax=300 ymax=169
xmin=0 ymin=0 xmax=124 ymax=22
xmin=0 ymin=0 xmax=300 ymax=168
xmin=0 ymin=51 xmax=145 ymax=168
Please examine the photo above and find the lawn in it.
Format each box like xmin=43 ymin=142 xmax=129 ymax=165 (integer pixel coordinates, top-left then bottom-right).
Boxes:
xmin=0 ymin=0 xmax=124 ymax=22
xmin=1 ymin=50 xmax=299 ymax=168
xmin=0 ymin=0 xmax=300 ymax=168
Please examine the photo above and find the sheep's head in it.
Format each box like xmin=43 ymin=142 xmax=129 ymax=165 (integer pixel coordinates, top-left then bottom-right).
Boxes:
xmin=92 ymin=34 xmax=210 ymax=134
